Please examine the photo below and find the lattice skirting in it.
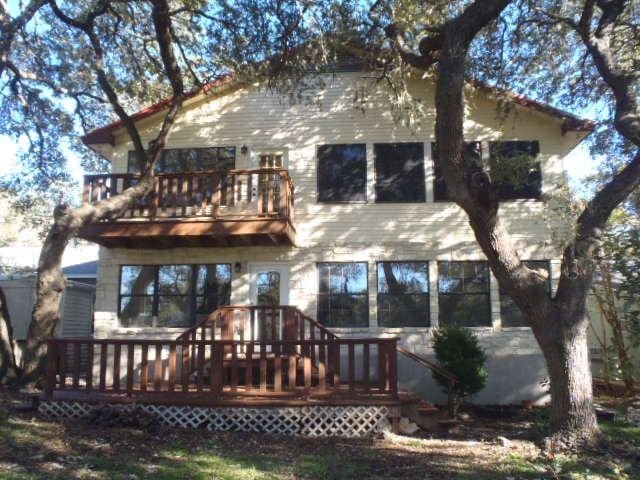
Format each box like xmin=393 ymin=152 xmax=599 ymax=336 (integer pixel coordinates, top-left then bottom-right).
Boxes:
xmin=38 ymin=401 xmax=390 ymax=437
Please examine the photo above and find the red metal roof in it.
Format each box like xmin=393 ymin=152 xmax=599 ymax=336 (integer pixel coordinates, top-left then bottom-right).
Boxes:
xmin=82 ymin=75 xmax=595 ymax=146
xmin=81 ymin=75 xmax=234 ymax=146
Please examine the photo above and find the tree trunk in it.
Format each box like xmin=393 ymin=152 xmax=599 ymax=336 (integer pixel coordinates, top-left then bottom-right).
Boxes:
xmin=0 ymin=285 xmax=20 ymax=382
xmin=19 ymin=205 xmax=81 ymax=386
xmin=536 ymin=311 xmax=599 ymax=447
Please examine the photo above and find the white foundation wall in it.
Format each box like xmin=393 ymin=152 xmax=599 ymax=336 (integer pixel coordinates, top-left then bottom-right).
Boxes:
xmin=88 ymin=71 xmax=588 ymax=405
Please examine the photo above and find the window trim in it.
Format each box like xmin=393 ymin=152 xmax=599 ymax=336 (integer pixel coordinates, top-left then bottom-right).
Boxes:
xmin=117 ymin=263 xmax=232 ymax=328
xmin=316 ymin=261 xmax=370 ymax=327
xmin=315 ymin=143 xmax=368 ymax=204
xmin=437 ymin=260 xmax=492 ymax=328
xmin=373 ymin=142 xmax=427 ymax=204
xmin=376 ymin=261 xmax=430 ymax=327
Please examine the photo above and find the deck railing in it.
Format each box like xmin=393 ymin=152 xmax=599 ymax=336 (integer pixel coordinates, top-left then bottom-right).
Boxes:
xmin=45 ymin=337 xmax=398 ymax=400
xmin=177 ymin=306 xmax=338 ymax=344
xmin=83 ymin=168 xmax=294 ymax=222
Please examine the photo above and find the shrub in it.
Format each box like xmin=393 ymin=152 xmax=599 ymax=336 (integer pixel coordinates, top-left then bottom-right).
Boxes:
xmin=432 ymin=325 xmax=488 ymax=415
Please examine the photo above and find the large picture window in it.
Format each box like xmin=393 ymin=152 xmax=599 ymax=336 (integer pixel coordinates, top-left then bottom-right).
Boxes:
xmin=432 ymin=142 xmax=482 ymax=201
xmin=500 ymin=260 xmax=550 ymax=327
xmin=317 ymin=262 xmax=368 ymax=327
xmin=374 ymin=143 xmax=425 ymax=202
xmin=127 ymin=147 xmax=236 ymax=173
xmin=118 ymin=264 xmax=231 ymax=328
xmin=432 ymin=141 xmax=540 ymax=201
xmin=489 ymin=141 xmax=541 ymax=199
xmin=438 ymin=261 xmax=491 ymax=327
xmin=377 ymin=262 xmax=429 ymax=327
xmin=317 ymin=144 xmax=367 ymax=202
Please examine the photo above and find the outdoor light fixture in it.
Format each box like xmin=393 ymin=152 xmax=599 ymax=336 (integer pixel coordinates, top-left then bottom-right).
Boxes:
xmin=234 ymin=261 xmax=242 ymax=273
xmin=240 ymin=145 xmax=248 ymax=155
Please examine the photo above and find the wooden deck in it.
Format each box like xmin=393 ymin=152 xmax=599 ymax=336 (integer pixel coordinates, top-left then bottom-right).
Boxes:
xmin=78 ymin=169 xmax=295 ymax=248
xmin=44 ymin=307 xmax=400 ymax=407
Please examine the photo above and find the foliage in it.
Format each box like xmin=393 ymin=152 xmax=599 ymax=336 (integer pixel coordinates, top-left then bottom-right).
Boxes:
xmin=591 ymin=207 xmax=640 ymax=390
xmin=432 ymin=325 xmax=488 ymax=401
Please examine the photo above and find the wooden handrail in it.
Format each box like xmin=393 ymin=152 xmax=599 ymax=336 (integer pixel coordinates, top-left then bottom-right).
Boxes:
xmin=396 ymin=345 xmax=458 ymax=384
xmin=82 ymin=169 xmax=294 ymax=223
xmin=396 ymin=344 xmax=457 ymax=416
xmin=176 ymin=306 xmax=338 ymax=343
xmin=44 ymin=336 xmax=399 ymax=400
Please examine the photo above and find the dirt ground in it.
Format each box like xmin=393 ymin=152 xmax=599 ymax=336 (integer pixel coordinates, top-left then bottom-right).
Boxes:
xmin=0 ymin=388 xmax=638 ymax=480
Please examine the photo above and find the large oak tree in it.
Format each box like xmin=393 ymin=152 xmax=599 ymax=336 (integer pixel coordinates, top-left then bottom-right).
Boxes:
xmin=379 ymin=0 xmax=639 ymax=447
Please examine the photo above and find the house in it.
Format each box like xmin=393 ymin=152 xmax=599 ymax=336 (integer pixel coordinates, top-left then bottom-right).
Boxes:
xmin=39 ymin=69 xmax=592 ymax=435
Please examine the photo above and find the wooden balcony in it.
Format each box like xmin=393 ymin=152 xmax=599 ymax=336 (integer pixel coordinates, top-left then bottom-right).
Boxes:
xmin=78 ymin=169 xmax=295 ymax=248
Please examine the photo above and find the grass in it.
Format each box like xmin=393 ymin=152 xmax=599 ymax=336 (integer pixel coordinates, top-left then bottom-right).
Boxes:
xmin=0 ymin=391 xmax=638 ymax=479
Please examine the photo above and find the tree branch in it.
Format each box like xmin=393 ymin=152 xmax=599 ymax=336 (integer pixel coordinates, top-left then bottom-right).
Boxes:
xmin=0 ymin=0 xmax=47 ymax=77
xmin=48 ymin=0 xmax=146 ymax=163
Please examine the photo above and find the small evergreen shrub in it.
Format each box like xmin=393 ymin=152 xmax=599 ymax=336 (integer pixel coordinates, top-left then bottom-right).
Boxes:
xmin=432 ymin=325 xmax=488 ymax=414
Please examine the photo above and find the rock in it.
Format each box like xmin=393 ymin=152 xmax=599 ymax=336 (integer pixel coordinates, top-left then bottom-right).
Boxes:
xmin=496 ymin=436 xmax=513 ymax=448
xmin=398 ymin=417 xmax=420 ymax=435
xmin=377 ymin=417 xmax=392 ymax=433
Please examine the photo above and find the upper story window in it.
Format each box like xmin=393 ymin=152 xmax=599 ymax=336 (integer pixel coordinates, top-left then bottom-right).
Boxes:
xmin=500 ymin=260 xmax=550 ymax=327
xmin=317 ymin=144 xmax=366 ymax=202
xmin=374 ymin=143 xmax=426 ymax=202
xmin=433 ymin=142 xmax=481 ymax=202
xmin=118 ymin=264 xmax=231 ymax=328
xmin=433 ymin=141 xmax=541 ymax=201
xmin=489 ymin=141 xmax=541 ymax=199
xmin=259 ymin=152 xmax=284 ymax=169
xmin=438 ymin=261 xmax=491 ymax=327
xmin=377 ymin=261 xmax=430 ymax=327
xmin=317 ymin=262 xmax=369 ymax=327
xmin=127 ymin=147 xmax=236 ymax=173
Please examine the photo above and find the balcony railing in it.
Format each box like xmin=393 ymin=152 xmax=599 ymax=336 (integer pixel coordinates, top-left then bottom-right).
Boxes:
xmin=79 ymin=169 xmax=295 ymax=247
xmin=83 ymin=168 xmax=294 ymax=221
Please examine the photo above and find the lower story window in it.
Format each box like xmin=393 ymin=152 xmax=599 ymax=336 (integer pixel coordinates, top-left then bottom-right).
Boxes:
xmin=438 ymin=261 xmax=491 ymax=327
xmin=317 ymin=262 xmax=368 ymax=327
xmin=377 ymin=262 xmax=430 ymax=327
xmin=500 ymin=260 xmax=551 ymax=327
xmin=118 ymin=264 xmax=231 ymax=328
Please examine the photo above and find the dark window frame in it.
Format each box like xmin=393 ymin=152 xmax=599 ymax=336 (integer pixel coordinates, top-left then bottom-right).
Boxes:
xmin=500 ymin=260 xmax=551 ymax=328
xmin=488 ymin=140 xmax=542 ymax=200
xmin=373 ymin=142 xmax=426 ymax=203
xmin=316 ymin=144 xmax=368 ymax=204
xmin=432 ymin=142 xmax=483 ymax=202
xmin=117 ymin=263 xmax=231 ymax=328
xmin=127 ymin=146 xmax=236 ymax=174
xmin=432 ymin=141 xmax=542 ymax=202
xmin=437 ymin=261 xmax=492 ymax=327
xmin=317 ymin=261 xmax=369 ymax=327
xmin=376 ymin=261 xmax=430 ymax=327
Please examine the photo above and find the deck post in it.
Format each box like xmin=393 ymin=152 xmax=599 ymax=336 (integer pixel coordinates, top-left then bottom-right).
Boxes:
xmin=211 ymin=341 xmax=224 ymax=396
xmin=44 ymin=340 xmax=57 ymax=399
xmin=388 ymin=339 xmax=399 ymax=399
